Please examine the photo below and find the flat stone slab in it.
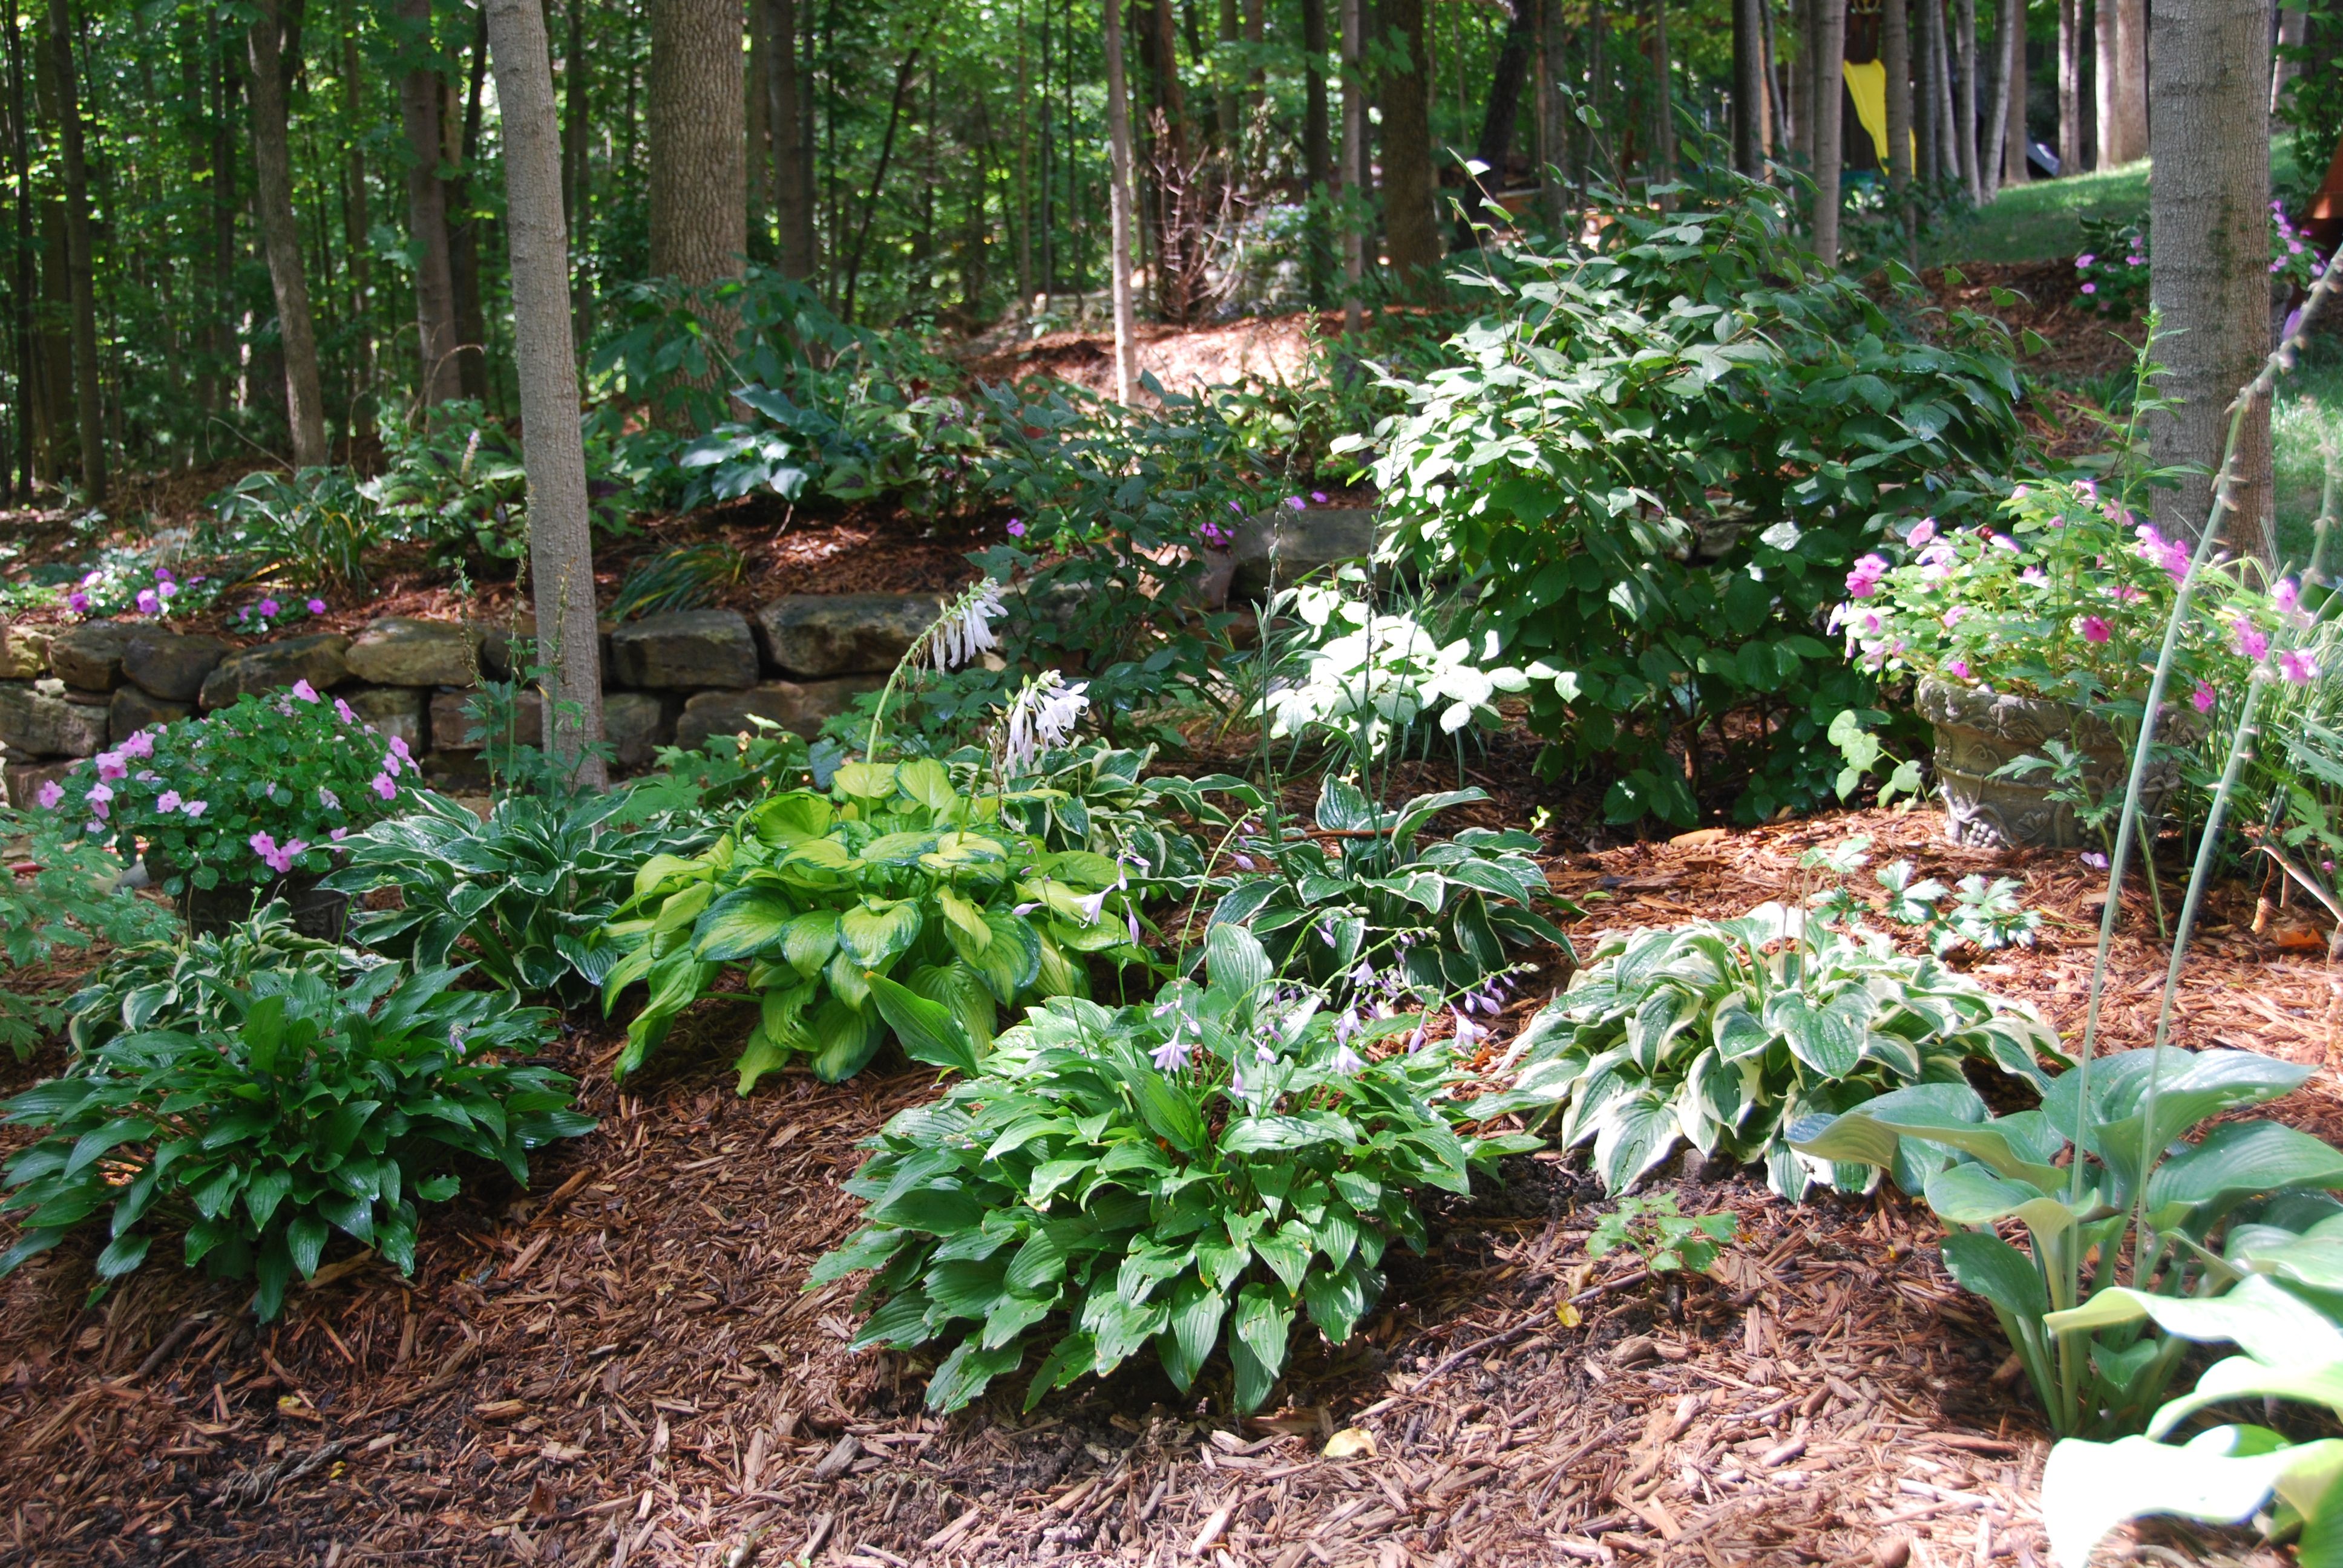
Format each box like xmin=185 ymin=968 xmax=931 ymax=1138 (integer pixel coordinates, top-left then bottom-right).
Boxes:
xmin=110 ymin=686 xmax=193 ymax=743
xmin=608 ymin=610 xmax=759 ymax=691
xmin=675 ymin=677 xmax=883 ymax=750
xmin=47 ymin=622 xmax=136 ymax=691
xmin=344 ymin=685 xmax=427 ymax=752
xmin=2 ymin=757 xmax=80 ymax=811
xmin=0 ymin=626 xmax=50 ymax=680
xmin=0 ymin=684 xmax=111 ymax=757
xmin=754 ymin=593 xmax=945 ymax=679
xmin=1228 ymin=506 xmax=1377 ymax=601
xmin=199 ymin=634 xmax=351 ymax=710
xmin=344 ymin=616 xmax=481 ymax=687
xmin=601 ymin=691 xmax=673 ymax=771
xmin=122 ymin=632 xmax=232 ymax=703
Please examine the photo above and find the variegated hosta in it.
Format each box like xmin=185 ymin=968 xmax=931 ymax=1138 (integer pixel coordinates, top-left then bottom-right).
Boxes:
xmin=809 ymin=925 xmax=1530 ymax=1414
xmin=598 ymin=757 xmax=1148 ymax=1091
xmin=1472 ymin=903 xmax=2060 ymax=1198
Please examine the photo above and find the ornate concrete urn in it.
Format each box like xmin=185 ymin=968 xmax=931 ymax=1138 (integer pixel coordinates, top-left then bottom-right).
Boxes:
xmin=1916 ymin=676 xmax=2189 ymax=850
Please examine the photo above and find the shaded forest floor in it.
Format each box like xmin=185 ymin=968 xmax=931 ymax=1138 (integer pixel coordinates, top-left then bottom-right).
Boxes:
xmin=1 ymin=790 xmax=2329 ymax=1568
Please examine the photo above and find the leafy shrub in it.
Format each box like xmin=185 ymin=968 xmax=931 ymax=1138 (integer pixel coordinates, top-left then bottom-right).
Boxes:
xmin=0 ymin=954 xmax=591 ymax=1320
xmin=324 ymin=788 xmax=704 ymax=1007
xmin=810 ymin=926 xmax=1529 ymax=1413
xmin=1792 ymin=1048 xmax=2343 ymax=1436
xmin=1355 ymin=177 xmax=2027 ymax=825
xmin=369 ymin=400 xmax=641 ymax=564
xmin=64 ymin=901 xmax=381 ymax=1052
xmin=44 ymin=690 xmax=415 ymax=897
xmin=1588 ymin=1194 xmax=1738 ymax=1275
xmin=0 ymin=809 xmax=177 ymax=1058
xmin=600 ymin=757 xmax=1147 ymax=1091
xmin=202 ymin=468 xmax=382 ymax=589
xmin=1173 ymin=774 xmax=1567 ymax=1007
xmin=2073 ymin=206 xmax=2327 ymax=317
xmin=1478 ymin=904 xmax=2060 ymax=1197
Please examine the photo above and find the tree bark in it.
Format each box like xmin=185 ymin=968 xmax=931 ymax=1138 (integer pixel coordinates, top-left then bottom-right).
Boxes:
xmin=2112 ymin=0 xmax=2146 ymax=160
xmin=44 ymin=0 xmax=100 ymax=498
xmin=1339 ymin=0 xmax=1363 ymax=319
xmin=1103 ymin=0 xmax=1139 ymax=404
xmin=1301 ymin=0 xmax=1331 ymax=305
xmin=1916 ymin=0 xmax=1942 ymax=181
xmin=1789 ymin=0 xmax=1810 ymax=162
xmin=1955 ymin=0 xmax=1981 ymax=199
xmin=1648 ymin=0 xmax=1676 ymax=203
xmin=747 ymin=0 xmax=772 ymax=256
xmin=398 ymin=0 xmax=461 ymax=409
xmin=448 ymin=13 xmax=490 ymax=402
xmin=342 ymin=20 xmax=374 ymax=453
xmin=773 ymin=0 xmax=812 ymax=278
xmin=649 ymin=0 xmax=747 ymax=287
xmin=1457 ymin=0 xmax=1534 ymax=243
xmin=483 ymin=0 xmax=604 ymax=789
xmin=1981 ymin=0 xmax=2012 ymax=197
xmin=1885 ymin=0 xmax=1914 ymax=192
xmin=2149 ymin=0 xmax=2273 ymax=559
xmin=5 ymin=6 xmax=31 ymax=496
xmin=1379 ymin=0 xmax=1441 ymax=288
xmin=1734 ymin=0 xmax=1766 ymax=173
xmin=245 ymin=0 xmax=329 ymax=468
xmin=2003 ymin=0 xmax=2029 ymax=185
xmin=2058 ymin=0 xmax=2080 ymax=172
xmin=1542 ymin=0 xmax=1576 ymax=221
xmin=1810 ymin=0 xmax=1847 ymax=262
xmin=2094 ymin=0 xmax=2117 ymax=164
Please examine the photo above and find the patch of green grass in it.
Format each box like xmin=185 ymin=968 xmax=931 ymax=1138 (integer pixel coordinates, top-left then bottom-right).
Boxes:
xmin=1924 ymin=146 xmax=2304 ymax=270
xmin=2275 ymin=336 xmax=2343 ymax=567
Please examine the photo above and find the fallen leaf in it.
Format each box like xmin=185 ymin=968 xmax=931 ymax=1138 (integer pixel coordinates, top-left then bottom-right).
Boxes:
xmin=472 ymin=1399 xmax=528 ymax=1421
xmin=1555 ymin=1302 xmax=1582 ymax=1328
xmin=1668 ymin=827 xmax=1728 ymax=848
xmin=1323 ymin=1428 xmax=1377 ymax=1460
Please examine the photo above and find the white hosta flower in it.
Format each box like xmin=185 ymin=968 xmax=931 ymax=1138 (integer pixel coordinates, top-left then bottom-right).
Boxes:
xmin=931 ymin=580 xmax=1005 ymax=671
xmin=1003 ymin=670 xmax=1090 ymax=768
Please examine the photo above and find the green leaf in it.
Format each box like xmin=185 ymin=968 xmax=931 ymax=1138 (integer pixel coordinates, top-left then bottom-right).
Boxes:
xmin=896 ymin=758 xmax=958 ymax=814
xmin=780 ymin=910 xmax=841 ymax=977
xmin=2040 ymin=1427 xmax=2343 ymax=1568
xmin=1228 ymin=1283 xmax=1294 ymax=1414
xmin=839 ymin=900 xmax=923 ymax=968
xmin=833 ymin=762 xmax=898 ymax=799
xmin=923 ymin=1338 xmax=1026 ymax=1411
xmin=1302 ymin=1259 xmax=1372 ymax=1343
xmin=1160 ymin=1273 xmax=1228 ymax=1394
xmin=694 ymin=887 xmax=800 ymax=962
xmin=869 ymin=974 xmax=981 ymax=1076
xmin=1938 ymin=1229 xmax=2048 ymax=1321
xmin=808 ymin=994 xmax=886 ymax=1082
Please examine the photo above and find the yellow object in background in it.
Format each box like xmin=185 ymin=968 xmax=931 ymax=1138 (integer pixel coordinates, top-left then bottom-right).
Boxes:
xmin=1843 ymin=59 xmax=1892 ymax=165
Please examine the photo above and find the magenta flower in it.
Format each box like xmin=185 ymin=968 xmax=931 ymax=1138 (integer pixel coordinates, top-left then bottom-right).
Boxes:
xmin=2233 ymin=621 xmax=2272 ymax=662
xmin=95 ymin=753 xmax=127 ymax=782
xmin=290 ymin=679 xmax=321 ymax=704
xmin=119 ymin=730 xmax=154 ymax=760
xmin=2279 ymin=649 xmax=2318 ymax=686
xmin=258 ymin=598 xmax=281 ymax=618
xmin=182 ymin=799 xmax=207 ymax=818
xmin=2192 ymin=681 xmax=2217 ymax=713
xmin=330 ymin=827 xmax=348 ymax=843
xmin=249 ymin=831 xmax=278 ymax=861
xmin=333 ymin=697 xmax=358 ymax=725
xmin=1311 ymin=491 xmax=1328 ymax=503
xmin=1906 ymin=517 xmax=1936 ymax=546
xmin=2079 ymin=615 xmax=2112 ymax=644
xmin=157 ymin=581 xmax=177 ymax=600
xmin=85 ymin=783 xmax=114 ymax=809
xmin=157 ymin=789 xmax=182 ymax=813
xmin=154 ymin=566 xmax=174 ymax=584
xmin=2081 ymin=283 xmax=2097 ymax=295
xmin=390 ymin=735 xmax=413 ymax=762
xmin=1946 ymin=658 xmax=1971 ymax=680
xmin=67 ymin=592 xmax=88 ymax=614
xmin=307 ymin=598 xmax=327 ymax=615
xmin=34 ymin=780 xmax=63 ymax=809
xmin=1006 ymin=518 xmax=1026 ymax=538
xmin=371 ymin=773 xmax=398 ymax=801
xmin=136 ymin=589 xmax=160 ymax=615
xmin=1284 ymin=495 xmax=1306 ymax=512
xmin=2076 ymin=253 xmax=2097 ymax=268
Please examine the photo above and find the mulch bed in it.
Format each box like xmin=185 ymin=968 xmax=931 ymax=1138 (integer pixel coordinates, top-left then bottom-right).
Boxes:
xmin=1 ymin=790 xmax=2325 ymax=1567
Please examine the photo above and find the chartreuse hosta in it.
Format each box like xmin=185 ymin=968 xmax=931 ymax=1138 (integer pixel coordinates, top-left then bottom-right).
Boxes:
xmin=810 ymin=924 xmax=1533 ymax=1413
xmin=2038 ymin=1200 xmax=2343 ymax=1565
xmin=1472 ymin=903 xmax=2060 ymax=1198
xmin=599 ymin=757 xmax=1149 ymax=1091
xmin=1791 ymin=1049 xmax=2343 ymax=1439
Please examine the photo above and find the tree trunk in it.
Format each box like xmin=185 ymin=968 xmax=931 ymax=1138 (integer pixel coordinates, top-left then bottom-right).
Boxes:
xmin=2058 ymin=0 xmax=2080 ymax=172
xmin=562 ymin=0 xmax=585 ymax=227
xmin=1955 ymin=0 xmax=1981 ymax=199
xmin=1916 ymin=0 xmax=1941 ymax=181
xmin=244 ymin=0 xmax=329 ymax=468
xmin=2094 ymin=0 xmax=2117 ymax=164
xmin=448 ymin=13 xmax=490 ymax=402
xmin=773 ymin=0 xmax=813 ymax=279
xmin=45 ymin=0 xmax=101 ymax=499
xmin=1149 ymin=0 xmax=1192 ymax=321
xmin=1542 ymin=0 xmax=1576 ymax=221
xmin=1339 ymin=0 xmax=1363 ymax=319
xmin=649 ymin=0 xmax=747 ymax=288
xmin=1789 ymin=0 xmax=1810 ymax=162
xmin=1810 ymin=0 xmax=1847 ymax=262
xmin=2270 ymin=1 xmax=2302 ymax=117
xmin=1457 ymin=0 xmax=1534 ymax=243
xmin=1378 ymin=0 xmax=1440 ymax=289
xmin=1103 ymin=0 xmax=1139 ymax=404
xmin=5 ymin=6 xmax=31 ymax=495
xmin=747 ymin=0 xmax=772 ymax=256
xmin=2112 ymin=0 xmax=2146 ymax=160
xmin=342 ymin=20 xmax=374 ymax=454
xmin=2004 ymin=0 xmax=2030 ymax=185
xmin=1763 ymin=0 xmax=1788 ymax=157
xmin=1734 ymin=0 xmax=1766 ymax=172
xmin=399 ymin=0 xmax=461 ymax=409
xmin=1886 ymin=0 xmax=1914 ymax=192
xmin=1981 ymin=0 xmax=2011 ymax=197
xmin=2148 ymin=0 xmax=2272 ymax=559
xmin=483 ymin=0 xmax=604 ymax=790
xmin=1301 ymin=0 xmax=1331 ymax=305
xmin=1648 ymin=0 xmax=1676 ymax=203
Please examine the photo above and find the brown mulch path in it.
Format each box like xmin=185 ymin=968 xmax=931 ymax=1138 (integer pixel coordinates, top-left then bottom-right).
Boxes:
xmin=2 ymin=797 xmax=2327 ymax=1567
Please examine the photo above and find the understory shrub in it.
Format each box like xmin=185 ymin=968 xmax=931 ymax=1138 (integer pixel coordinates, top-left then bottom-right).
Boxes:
xmin=1792 ymin=1048 xmax=2343 ymax=1436
xmin=1355 ymin=176 xmax=2027 ymax=825
xmin=0 ymin=947 xmax=591 ymax=1320
xmin=202 ymin=467 xmax=382 ymax=589
xmin=0 ymin=809 xmax=177 ymax=1058
xmin=600 ymin=756 xmax=1148 ymax=1091
xmin=1476 ymin=903 xmax=2061 ymax=1197
xmin=810 ymin=926 xmax=1529 ymax=1413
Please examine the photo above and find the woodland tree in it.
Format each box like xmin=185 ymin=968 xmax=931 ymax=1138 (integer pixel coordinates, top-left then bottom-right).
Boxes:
xmin=245 ymin=0 xmax=328 ymax=469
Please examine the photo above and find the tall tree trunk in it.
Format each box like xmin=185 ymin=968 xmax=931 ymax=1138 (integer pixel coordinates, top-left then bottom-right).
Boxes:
xmin=45 ymin=0 xmax=100 ymax=499
xmin=1955 ymin=0 xmax=1981 ymax=199
xmin=1810 ymin=0 xmax=1847 ymax=261
xmin=1648 ymin=0 xmax=1676 ymax=203
xmin=775 ymin=0 xmax=811 ymax=278
xmin=2058 ymin=0 xmax=2080 ymax=172
xmin=1936 ymin=0 xmax=1964 ymax=177
xmin=1789 ymin=0 xmax=1810 ymax=162
xmin=482 ymin=0 xmax=604 ymax=790
xmin=747 ymin=0 xmax=772 ymax=258
xmin=1216 ymin=0 xmax=1240 ymax=149
xmin=562 ymin=0 xmax=585 ymax=226
xmin=1457 ymin=0 xmax=1533 ymax=243
xmin=1104 ymin=0 xmax=1138 ymax=403
xmin=2112 ymin=0 xmax=2146 ymax=159
xmin=1734 ymin=0 xmax=1766 ymax=172
xmin=5 ymin=5 xmax=33 ymax=495
xmin=398 ymin=0 xmax=460 ymax=408
xmin=649 ymin=0 xmax=747 ymax=286
xmin=1378 ymin=0 xmax=1440 ymax=289
xmin=1916 ymin=0 xmax=1941 ymax=180
xmin=1885 ymin=0 xmax=1914 ymax=196
xmin=1981 ymin=0 xmax=2011 ymax=197
xmin=2003 ymin=0 xmax=2030 ymax=185
xmin=1339 ymin=0 xmax=1363 ymax=320
xmin=2149 ymin=0 xmax=2273 ymax=559
xmin=1541 ymin=0 xmax=1575 ymax=221
xmin=246 ymin=0 xmax=329 ymax=468
xmin=448 ymin=12 xmax=490 ymax=402
xmin=1301 ymin=0 xmax=1331 ymax=306
xmin=1763 ymin=0 xmax=1788 ymax=157
xmin=2271 ymin=0 xmax=2302 ymax=116
xmin=342 ymin=19 xmax=374 ymax=454
xmin=2093 ymin=0 xmax=2117 ymax=164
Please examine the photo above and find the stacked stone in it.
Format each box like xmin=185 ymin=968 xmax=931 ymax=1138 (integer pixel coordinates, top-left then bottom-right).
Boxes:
xmin=0 ymin=593 xmax=946 ymax=809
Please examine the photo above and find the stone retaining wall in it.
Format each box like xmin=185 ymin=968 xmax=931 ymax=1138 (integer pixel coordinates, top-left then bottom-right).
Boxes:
xmin=0 ymin=595 xmax=942 ymax=809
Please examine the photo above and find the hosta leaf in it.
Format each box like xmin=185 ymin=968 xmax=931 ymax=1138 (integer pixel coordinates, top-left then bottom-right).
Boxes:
xmin=1161 ymin=1274 xmax=1227 ymax=1393
xmin=839 ymin=900 xmax=923 ymax=968
xmin=693 ymin=887 xmax=799 ymax=962
xmin=780 ymin=910 xmax=841 ymax=977
xmin=922 ymin=1338 xmax=1026 ymax=1413
xmin=1302 ymin=1258 xmax=1373 ymax=1343
xmin=1228 ymin=1282 xmax=1295 ymax=1413
xmin=809 ymin=993 xmax=886 ymax=1082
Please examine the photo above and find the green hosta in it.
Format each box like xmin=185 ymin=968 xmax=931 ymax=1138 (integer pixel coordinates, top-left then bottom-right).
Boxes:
xmin=0 ymin=958 xmax=591 ymax=1321
xmin=2041 ymin=1202 xmax=2343 ymax=1564
xmin=600 ymin=757 xmax=1147 ymax=1091
xmin=1792 ymin=1050 xmax=2343 ymax=1436
xmin=1474 ymin=904 xmax=2060 ymax=1197
xmin=810 ymin=926 xmax=1530 ymax=1414
xmin=65 ymin=900 xmax=384 ymax=1053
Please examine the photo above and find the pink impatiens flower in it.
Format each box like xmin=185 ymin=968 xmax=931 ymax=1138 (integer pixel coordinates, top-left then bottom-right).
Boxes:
xmin=1844 ymin=554 xmax=1890 ymax=598
xmin=2079 ymin=616 xmax=2112 ymax=644
xmin=333 ymin=697 xmax=358 ymax=725
xmin=1906 ymin=517 xmax=1937 ymax=546
xmin=135 ymin=589 xmax=160 ymax=615
xmin=1946 ymin=659 xmax=1971 ymax=680
xmin=2192 ymin=681 xmax=2217 ymax=713
xmin=182 ymin=799 xmax=207 ymax=818
xmin=307 ymin=599 xmax=327 ymax=615
xmin=157 ymin=789 xmax=182 ymax=813
xmin=34 ymin=780 xmax=63 ymax=809
xmin=95 ymin=752 xmax=127 ymax=782
xmin=117 ymin=729 xmax=154 ymax=760
xmin=1005 ymin=518 xmax=1026 ymax=537
xmin=2278 ymin=649 xmax=2318 ymax=686
xmin=2233 ymin=621 xmax=2272 ymax=662
xmin=290 ymin=679 xmax=321 ymax=704
xmin=371 ymin=773 xmax=398 ymax=801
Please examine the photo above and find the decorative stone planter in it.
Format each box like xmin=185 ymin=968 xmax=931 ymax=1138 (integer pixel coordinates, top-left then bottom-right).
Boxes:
xmin=1915 ymin=676 xmax=2189 ymax=850
xmin=145 ymin=854 xmax=350 ymax=941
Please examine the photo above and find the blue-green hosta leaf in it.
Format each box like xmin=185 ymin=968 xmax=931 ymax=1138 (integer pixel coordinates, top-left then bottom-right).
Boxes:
xmin=923 ymin=1337 xmax=1026 ymax=1413
xmin=2143 ymin=1120 xmax=2343 ymax=1226
xmin=2150 ymin=1353 xmax=2343 ymax=1433
xmin=808 ymin=994 xmax=886 ymax=1083
xmin=1204 ymin=921 xmax=1274 ymax=1000
xmin=1924 ymin=1163 xmax=2080 ymax=1237
xmin=981 ymin=1290 xmax=1054 ymax=1350
xmin=923 ymin=1256 xmax=1011 ymax=1320
xmin=1160 ymin=1273 xmax=1227 ymax=1394
xmin=1302 ymin=1258 xmax=1374 ymax=1344
xmin=2044 ymin=1274 xmax=2343 ymax=1371
xmin=1252 ymin=1223 xmax=1312 ymax=1294
xmin=2041 ymin=1426 xmax=2343 ymax=1568
xmin=1083 ymin=1288 xmax=1170 ymax=1374
xmin=868 ymin=974 xmax=981 ymax=1076
xmin=1228 ymin=1282 xmax=1296 ymax=1413
xmin=1937 ymin=1229 xmax=2049 ymax=1321
xmin=957 ymin=912 xmax=1041 ymax=1004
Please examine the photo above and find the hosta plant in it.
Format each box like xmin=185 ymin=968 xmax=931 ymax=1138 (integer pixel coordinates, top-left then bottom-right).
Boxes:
xmin=1472 ymin=903 xmax=2060 ymax=1197
xmin=2040 ymin=1201 xmax=2343 ymax=1564
xmin=0 ymin=955 xmax=592 ymax=1320
xmin=810 ymin=926 xmax=1530 ymax=1413
xmin=64 ymin=900 xmax=384 ymax=1053
xmin=1791 ymin=1049 xmax=2343 ymax=1436
xmin=325 ymin=786 xmax=706 ymax=1007
xmin=600 ymin=757 xmax=1147 ymax=1091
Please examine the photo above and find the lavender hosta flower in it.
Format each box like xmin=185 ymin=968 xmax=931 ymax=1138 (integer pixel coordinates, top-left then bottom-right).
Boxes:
xmin=1407 ymin=1024 xmax=1427 ymax=1053
xmin=1329 ymin=1043 xmax=1365 ymax=1075
xmin=1073 ymin=887 xmax=1110 ymax=925
xmin=1335 ymin=1008 xmax=1361 ymax=1043
xmin=1150 ymin=1032 xmax=1194 ymax=1073
xmin=1233 ymin=854 xmax=1257 ymax=872
xmin=931 ymin=581 xmax=1005 ymax=671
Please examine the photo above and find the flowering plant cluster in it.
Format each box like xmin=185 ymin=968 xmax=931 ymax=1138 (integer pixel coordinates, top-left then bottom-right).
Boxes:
xmin=39 ymin=688 xmax=413 ymax=894
xmin=56 ymin=554 xmax=224 ymax=621
xmin=2074 ymin=204 xmax=2326 ymax=316
xmin=808 ymin=924 xmax=1532 ymax=1414
xmin=1832 ymin=477 xmax=2246 ymax=707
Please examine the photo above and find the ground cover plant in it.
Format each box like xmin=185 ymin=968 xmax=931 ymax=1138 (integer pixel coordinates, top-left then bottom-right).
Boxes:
xmin=0 ymin=808 xmax=177 ymax=1058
